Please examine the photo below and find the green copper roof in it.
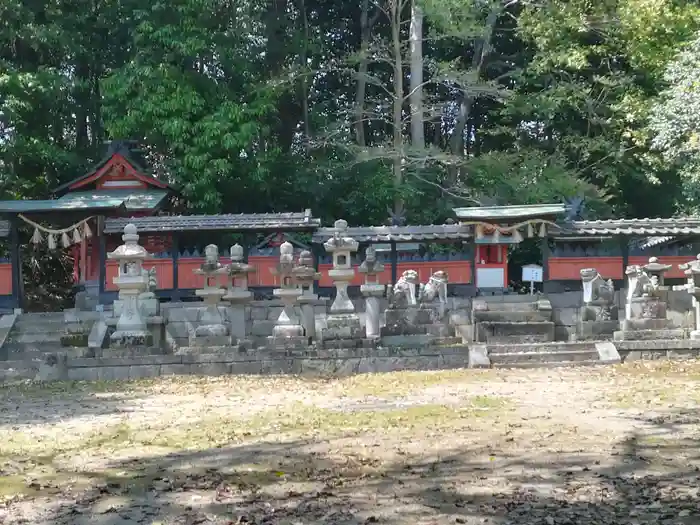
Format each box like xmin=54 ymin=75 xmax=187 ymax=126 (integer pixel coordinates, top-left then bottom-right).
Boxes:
xmin=57 ymin=189 xmax=169 ymax=210
xmin=0 ymin=198 xmax=126 ymax=214
xmin=453 ymin=203 xmax=568 ymax=221
xmin=0 ymin=189 xmax=168 ymax=214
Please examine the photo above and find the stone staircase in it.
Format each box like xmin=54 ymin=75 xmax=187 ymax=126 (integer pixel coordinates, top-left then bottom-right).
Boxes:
xmin=487 ymin=341 xmax=602 ymax=368
xmin=2 ymin=312 xmax=69 ymax=362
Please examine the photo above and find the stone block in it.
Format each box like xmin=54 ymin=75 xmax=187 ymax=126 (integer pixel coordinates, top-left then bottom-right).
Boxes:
xmin=333 ymin=357 xmax=361 ymax=375
xmin=426 ymin=324 xmax=451 ymax=337
xmin=161 ymin=364 xmax=190 ymax=376
xmin=578 ymin=320 xmax=617 ymax=341
xmin=129 ymin=365 xmax=161 ymax=379
xmin=381 ymin=334 xmax=434 ymax=347
xmin=554 ymin=307 xmax=578 ymax=327
xmin=554 ymin=325 xmax=572 ymax=341
xmin=98 ymin=366 xmax=131 ymax=381
xmin=166 ymin=307 xmax=201 ymax=323
xmin=596 ymin=342 xmax=621 ymax=364
xmin=614 ymin=328 xmax=686 ymax=341
xmin=190 ymin=363 xmax=231 ymax=376
xmin=440 ymin=353 xmax=470 ymax=369
xmin=621 ymin=318 xmax=673 ymax=331
xmin=230 ymin=360 xmax=263 ymax=375
xmin=251 ymin=321 xmax=276 ymax=337
xmin=167 ymin=321 xmax=192 ymax=339
xmin=250 ymin=307 xmax=268 ymax=321
xmin=67 ymin=367 xmax=99 ymax=381
xmin=300 ymin=358 xmax=335 ymax=375
xmin=449 ymin=310 xmax=470 ymax=326
xmin=261 ymin=359 xmax=301 ymax=375
xmin=468 ymin=344 xmax=490 ymax=368
xmin=266 ymin=307 xmax=283 ymax=320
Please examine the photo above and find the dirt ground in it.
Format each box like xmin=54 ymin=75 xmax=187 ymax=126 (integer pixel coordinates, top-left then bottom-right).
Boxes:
xmin=1 ymin=361 xmax=700 ymax=525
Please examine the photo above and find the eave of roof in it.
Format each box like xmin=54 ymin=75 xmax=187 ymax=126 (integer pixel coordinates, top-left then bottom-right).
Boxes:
xmin=58 ymin=189 xmax=170 ymax=211
xmin=311 ymin=224 xmax=470 ymax=243
xmin=453 ymin=203 xmax=568 ymax=221
xmin=104 ymin=210 xmax=320 ymax=234
xmin=559 ymin=218 xmax=700 ymax=236
xmin=0 ymin=198 xmax=127 ymax=214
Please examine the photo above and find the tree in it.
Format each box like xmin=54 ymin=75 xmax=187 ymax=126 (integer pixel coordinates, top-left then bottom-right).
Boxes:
xmin=649 ymin=34 xmax=700 ymax=212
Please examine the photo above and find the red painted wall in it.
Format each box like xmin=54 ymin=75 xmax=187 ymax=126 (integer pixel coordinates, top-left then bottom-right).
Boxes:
xmin=0 ymin=263 xmax=12 ymax=294
xmin=548 ymin=255 xmax=696 ymax=280
xmin=105 ymin=257 xmax=472 ymax=290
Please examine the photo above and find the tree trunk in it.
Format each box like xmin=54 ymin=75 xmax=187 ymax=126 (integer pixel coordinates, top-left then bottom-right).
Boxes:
xmin=448 ymin=4 xmax=500 ymax=186
xmin=299 ymin=0 xmax=311 ymax=150
xmin=354 ymin=0 xmax=372 ymax=147
xmin=409 ymin=0 xmax=424 ymax=148
xmin=391 ymin=0 xmax=404 ymax=217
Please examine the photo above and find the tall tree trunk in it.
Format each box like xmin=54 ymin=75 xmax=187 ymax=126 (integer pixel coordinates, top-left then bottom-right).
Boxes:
xmin=409 ymin=0 xmax=424 ymax=148
xmin=448 ymin=4 xmax=500 ymax=187
xmin=391 ymin=0 xmax=404 ymax=217
xmin=354 ymin=0 xmax=372 ymax=147
xmin=74 ymin=58 xmax=90 ymax=152
xmin=299 ymin=0 xmax=311 ymax=150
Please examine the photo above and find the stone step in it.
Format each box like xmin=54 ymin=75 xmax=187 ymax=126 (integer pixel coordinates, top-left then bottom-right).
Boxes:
xmin=3 ymin=348 xmax=90 ymax=362
xmin=12 ymin=320 xmax=66 ymax=332
xmin=485 ymin=341 xmax=597 ymax=354
xmin=489 ymin=349 xmax=599 ymax=365
xmin=474 ymin=311 xmax=551 ymax=323
xmin=7 ymin=332 xmax=64 ymax=344
xmin=491 ymin=359 xmax=603 ymax=369
xmin=613 ymin=329 xmax=686 ymax=341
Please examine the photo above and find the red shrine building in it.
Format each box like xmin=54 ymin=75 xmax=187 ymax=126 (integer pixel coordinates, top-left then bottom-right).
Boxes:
xmin=1 ymin=140 xmax=699 ymax=311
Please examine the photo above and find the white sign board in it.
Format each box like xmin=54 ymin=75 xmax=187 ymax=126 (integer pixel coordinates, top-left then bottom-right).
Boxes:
xmin=522 ymin=264 xmax=543 ymax=283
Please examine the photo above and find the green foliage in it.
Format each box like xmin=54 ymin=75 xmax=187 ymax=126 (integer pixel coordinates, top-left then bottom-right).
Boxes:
xmin=648 ymin=33 xmax=700 ymax=211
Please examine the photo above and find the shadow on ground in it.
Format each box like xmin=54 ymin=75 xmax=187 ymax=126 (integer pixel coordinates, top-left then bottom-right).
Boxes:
xmin=10 ymin=408 xmax=699 ymax=525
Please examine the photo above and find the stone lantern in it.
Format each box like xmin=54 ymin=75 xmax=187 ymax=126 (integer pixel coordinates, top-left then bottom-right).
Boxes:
xmin=108 ymin=224 xmax=151 ymax=347
xmin=358 ymin=246 xmax=385 ymax=339
xmin=293 ymin=249 xmax=321 ymax=339
xmin=322 ymin=219 xmax=362 ymax=341
xmin=191 ymin=244 xmax=230 ymax=344
xmin=223 ymin=243 xmax=256 ymax=342
xmin=270 ymin=241 xmax=304 ymax=340
xmin=675 ymin=254 xmax=700 ymax=339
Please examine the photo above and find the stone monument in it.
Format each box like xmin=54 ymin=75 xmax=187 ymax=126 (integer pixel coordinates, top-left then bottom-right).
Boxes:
xmin=578 ymin=267 xmax=618 ymax=340
xmin=358 ymin=246 xmax=385 ymax=339
xmin=191 ymin=244 xmax=230 ymax=346
xmin=293 ymin=250 xmax=321 ymax=341
xmin=108 ymin=224 xmax=152 ymax=347
xmin=615 ymin=257 xmax=680 ymax=341
xmin=269 ymin=241 xmax=305 ymax=346
xmin=382 ymin=269 xmax=427 ymax=338
xmin=322 ymin=219 xmax=363 ymax=344
xmin=674 ymin=254 xmax=700 ymax=339
xmin=223 ymin=244 xmax=256 ymax=344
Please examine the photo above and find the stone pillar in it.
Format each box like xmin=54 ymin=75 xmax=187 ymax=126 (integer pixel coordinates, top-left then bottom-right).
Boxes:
xmin=269 ymin=242 xmax=305 ymax=347
xmin=293 ymin=250 xmax=321 ymax=340
xmin=108 ymin=224 xmax=151 ymax=347
xmin=191 ymin=244 xmax=230 ymax=346
xmin=673 ymin=254 xmax=700 ymax=339
xmin=322 ymin=220 xmax=362 ymax=343
xmin=359 ymin=246 xmax=385 ymax=339
xmin=223 ymin=244 xmax=256 ymax=345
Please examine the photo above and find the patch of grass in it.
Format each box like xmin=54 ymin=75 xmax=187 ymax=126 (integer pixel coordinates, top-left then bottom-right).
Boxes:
xmin=334 ymin=369 xmax=491 ymax=398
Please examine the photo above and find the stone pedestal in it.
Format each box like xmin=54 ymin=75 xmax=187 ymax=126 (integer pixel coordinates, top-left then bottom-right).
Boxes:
xmin=297 ymin=293 xmax=318 ymax=340
xmin=223 ymin=289 xmax=253 ymax=344
xmin=361 ymin=284 xmax=384 ymax=339
xmin=191 ymin=288 xmax=231 ymax=346
xmin=268 ymin=287 xmax=305 ymax=348
xmin=614 ymin=296 xmax=682 ymax=341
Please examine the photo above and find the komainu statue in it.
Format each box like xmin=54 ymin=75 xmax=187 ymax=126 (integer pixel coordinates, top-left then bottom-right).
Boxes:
xmin=580 ymin=268 xmax=614 ymax=305
xmin=419 ymin=270 xmax=448 ymax=304
xmin=626 ymin=264 xmax=657 ymax=299
xmin=388 ymin=269 xmax=418 ymax=307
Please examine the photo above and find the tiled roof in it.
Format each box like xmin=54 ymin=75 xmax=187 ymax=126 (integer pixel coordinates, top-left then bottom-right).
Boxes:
xmin=104 ymin=209 xmax=320 ymax=233
xmin=311 ymin=224 xmax=471 ymax=243
xmin=561 ymin=218 xmax=700 ymax=236
xmin=453 ymin=203 xmax=568 ymax=221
